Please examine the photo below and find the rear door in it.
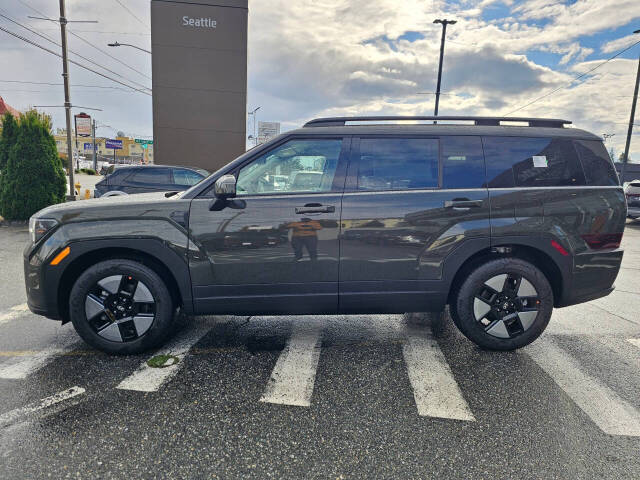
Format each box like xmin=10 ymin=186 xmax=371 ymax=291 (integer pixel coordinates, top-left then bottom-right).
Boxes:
xmin=338 ymin=135 xmax=490 ymax=313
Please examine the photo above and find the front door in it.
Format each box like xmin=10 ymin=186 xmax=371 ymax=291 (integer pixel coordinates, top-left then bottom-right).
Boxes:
xmin=188 ymin=137 xmax=350 ymax=315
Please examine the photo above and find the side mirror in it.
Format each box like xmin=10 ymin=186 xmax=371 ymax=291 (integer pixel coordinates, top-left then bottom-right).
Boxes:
xmin=214 ymin=174 xmax=236 ymax=198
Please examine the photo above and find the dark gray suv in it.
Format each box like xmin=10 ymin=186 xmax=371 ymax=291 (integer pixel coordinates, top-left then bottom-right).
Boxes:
xmin=24 ymin=116 xmax=626 ymax=354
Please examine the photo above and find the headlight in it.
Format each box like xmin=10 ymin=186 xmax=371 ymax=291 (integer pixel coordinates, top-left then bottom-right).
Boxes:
xmin=29 ymin=217 xmax=58 ymax=243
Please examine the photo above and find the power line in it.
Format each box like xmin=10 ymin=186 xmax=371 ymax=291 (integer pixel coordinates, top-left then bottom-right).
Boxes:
xmin=38 ymin=29 xmax=150 ymax=35
xmin=113 ymin=0 xmax=150 ymax=30
xmin=0 ymin=9 xmax=151 ymax=91
xmin=0 ymin=24 xmax=151 ymax=95
xmin=503 ymin=39 xmax=640 ymax=116
xmin=0 ymin=79 xmax=134 ymax=90
xmin=14 ymin=0 xmax=151 ymax=81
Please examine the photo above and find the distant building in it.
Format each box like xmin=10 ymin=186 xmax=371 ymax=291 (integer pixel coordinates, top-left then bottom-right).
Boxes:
xmin=54 ymin=131 xmax=154 ymax=165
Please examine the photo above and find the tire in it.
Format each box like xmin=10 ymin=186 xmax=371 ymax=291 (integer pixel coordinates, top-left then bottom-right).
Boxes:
xmin=450 ymin=258 xmax=553 ymax=351
xmin=69 ymin=259 xmax=175 ymax=355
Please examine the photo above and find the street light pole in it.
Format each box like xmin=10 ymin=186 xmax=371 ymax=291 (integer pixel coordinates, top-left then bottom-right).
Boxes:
xmin=59 ymin=0 xmax=75 ymax=200
xmin=249 ymin=106 xmax=261 ymax=146
xmin=621 ymin=29 xmax=640 ymax=184
xmin=433 ymin=18 xmax=456 ymax=123
xmin=107 ymin=41 xmax=151 ymax=54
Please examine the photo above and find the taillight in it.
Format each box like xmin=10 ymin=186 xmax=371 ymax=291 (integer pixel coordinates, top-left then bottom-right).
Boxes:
xmin=627 ymin=193 xmax=640 ymax=198
xmin=581 ymin=233 xmax=623 ymax=250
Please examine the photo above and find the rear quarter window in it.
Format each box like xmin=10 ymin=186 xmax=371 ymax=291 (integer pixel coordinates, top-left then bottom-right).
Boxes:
xmin=573 ymin=140 xmax=620 ymax=186
xmin=483 ymin=137 xmax=585 ymax=188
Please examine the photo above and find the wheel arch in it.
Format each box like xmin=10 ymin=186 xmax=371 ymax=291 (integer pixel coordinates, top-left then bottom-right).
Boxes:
xmin=55 ymin=241 xmax=192 ymax=323
xmin=445 ymin=240 xmax=567 ymax=307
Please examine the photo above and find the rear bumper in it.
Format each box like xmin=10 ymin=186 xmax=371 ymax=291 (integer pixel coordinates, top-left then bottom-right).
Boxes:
xmin=557 ymin=249 xmax=623 ymax=307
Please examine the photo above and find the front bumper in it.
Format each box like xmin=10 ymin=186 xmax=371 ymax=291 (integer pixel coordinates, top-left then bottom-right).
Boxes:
xmin=24 ymin=247 xmax=63 ymax=320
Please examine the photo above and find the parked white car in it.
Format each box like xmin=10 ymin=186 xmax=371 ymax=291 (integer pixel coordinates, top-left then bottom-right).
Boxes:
xmin=626 ymin=180 xmax=640 ymax=219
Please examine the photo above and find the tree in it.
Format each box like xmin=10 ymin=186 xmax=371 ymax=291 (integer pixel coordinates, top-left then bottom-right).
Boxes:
xmin=0 ymin=110 xmax=66 ymax=220
xmin=619 ymin=152 xmax=633 ymax=163
xmin=608 ymin=147 xmax=616 ymax=162
xmin=0 ymin=112 xmax=18 ymax=171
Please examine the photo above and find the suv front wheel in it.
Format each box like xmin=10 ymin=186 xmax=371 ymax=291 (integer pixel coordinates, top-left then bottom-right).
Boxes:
xmin=450 ymin=258 xmax=553 ymax=351
xmin=69 ymin=259 xmax=175 ymax=355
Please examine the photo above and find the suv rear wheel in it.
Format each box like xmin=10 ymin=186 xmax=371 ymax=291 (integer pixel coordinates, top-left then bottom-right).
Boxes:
xmin=450 ymin=258 xmax=553 ymax=351
xmin=69 ymin=259 xmax=175 ymax=355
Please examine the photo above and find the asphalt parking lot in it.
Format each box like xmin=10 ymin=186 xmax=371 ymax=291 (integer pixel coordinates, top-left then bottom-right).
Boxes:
xmin=1 ymin=221 xmax=640 ymax=479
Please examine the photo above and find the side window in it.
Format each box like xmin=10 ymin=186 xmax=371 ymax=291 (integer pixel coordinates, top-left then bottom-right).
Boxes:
xmin=483 ymin=137 xmax=585 ymax=188
xmin=441 ymin=136 xmax=485 ymax=189
xmin=173 ymin=169 xmax=204 ymax=186
xmin=105 ymin=169 xmax=131 ymax=183
xmin=574 ymin=140 xmax=619 ymax=186
xmin=128 ymin=168 xmax=171 ymax=184
xmin=357 ymin=138 xmax=438 ymax=191
xmin=236 ymin=139 xmax=342 ymax=195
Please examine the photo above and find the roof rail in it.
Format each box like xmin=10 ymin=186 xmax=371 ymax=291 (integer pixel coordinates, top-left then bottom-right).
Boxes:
xmin=303 ymin=116 xmax=572 ymax=128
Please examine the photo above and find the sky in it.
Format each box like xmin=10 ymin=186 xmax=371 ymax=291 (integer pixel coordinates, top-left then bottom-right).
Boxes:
xmin=1 ymin=0 xmax=640 ymax=161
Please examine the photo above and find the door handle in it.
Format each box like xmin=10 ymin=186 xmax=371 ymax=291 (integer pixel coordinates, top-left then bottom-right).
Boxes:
xmin=295 ymin=204 xmax=335 ymax=214
xmin=444 ymin=199 xmax=483 ymax=211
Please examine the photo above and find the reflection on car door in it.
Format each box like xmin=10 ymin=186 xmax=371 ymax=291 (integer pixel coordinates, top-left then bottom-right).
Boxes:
xmin=339 ymin=136 xmax=490 ymax=313
xmin=188 ymin=137 xmax=350 ymax=315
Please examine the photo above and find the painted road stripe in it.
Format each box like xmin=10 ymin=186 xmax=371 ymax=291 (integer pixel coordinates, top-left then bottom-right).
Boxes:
xmin=627 ymin=338 xmax=640 ymax=349
xmin=116 ymin=323 xmax=213 ymax=392
xmin=260 ymin=323 xmax=322 ymax=407
xmin=0 ymin=386 xmax=86 ymax=427
xmin=0 ymin=338 xmax=77 ymax=379
xmin=403 ymin=329 xmax=475 ymax=421
xmin=528 ymin=338 xmax=640 ymax=437
xmin=0 ymin=304 xmax=30 ymax=326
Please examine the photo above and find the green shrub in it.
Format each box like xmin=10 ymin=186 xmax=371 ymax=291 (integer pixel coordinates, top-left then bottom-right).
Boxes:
xmin=0 ymin=113 xmax=18 ymax=172
xmin=0 ymin=110 xmax=66 ymax=220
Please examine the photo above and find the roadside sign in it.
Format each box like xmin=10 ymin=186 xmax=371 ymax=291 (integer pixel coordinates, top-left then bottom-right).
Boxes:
xmin=258 ymin=121 xmax=280 ymax=139
xmin=83 ymin=143 xmax=97 ymax=151
xmin=135 ymin=138 xmax=153 ymax=145
xmin=74 ymin=113 xmax=91 ymax=137
xmin=106 ymin=139 xmax=123 ymax=150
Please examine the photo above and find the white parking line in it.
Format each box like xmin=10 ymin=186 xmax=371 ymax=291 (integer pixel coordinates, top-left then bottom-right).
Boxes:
xmin=0 ymin=304 xmax=30 ymax=327
xmin=0 ymin=386 xmax=86 ymax=427
xmin=527 ymin=338 xmax=640 ymax=437
xmin=403 ymin=329 xmax=475 ymax=421
xmin=260 ymin=323 xmax=322 ymax=407
xmin=116 ymin=323 xmax=213 ymax=392
xmin=0 ymin=339 xmax=78 ymax=379
xmin=627 ymin=338 xmax=640 ymax=349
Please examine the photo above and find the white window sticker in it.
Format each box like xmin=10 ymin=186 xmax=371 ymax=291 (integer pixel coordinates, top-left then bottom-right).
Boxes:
xmin=532 ymin=155 xmax=548 ymax=168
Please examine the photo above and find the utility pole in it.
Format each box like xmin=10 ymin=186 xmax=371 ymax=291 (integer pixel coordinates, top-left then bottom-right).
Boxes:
xmin=92 ymin=119 xmax=97 ymax=171
xmin=433 ymin=19 xmax=456 ymax=124
xmin=59 ymin=0 xmax=75 ymax=200
xmin=621 ymin=29 xmax=640 ymax=184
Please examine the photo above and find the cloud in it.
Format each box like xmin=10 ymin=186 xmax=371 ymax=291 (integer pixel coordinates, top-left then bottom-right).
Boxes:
xmin=2 ymin=0 xmax=640 ymax=161
xmin=602 ymin=34 xmax=640 ymax=54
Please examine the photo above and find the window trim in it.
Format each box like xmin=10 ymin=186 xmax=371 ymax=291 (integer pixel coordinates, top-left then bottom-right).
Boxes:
xmin=346 ymin=135 xmax=442 ymax=193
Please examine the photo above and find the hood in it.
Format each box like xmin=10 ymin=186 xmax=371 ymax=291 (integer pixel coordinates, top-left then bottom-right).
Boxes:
xmin=34 ymin=192 xmax=189 ymax=224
